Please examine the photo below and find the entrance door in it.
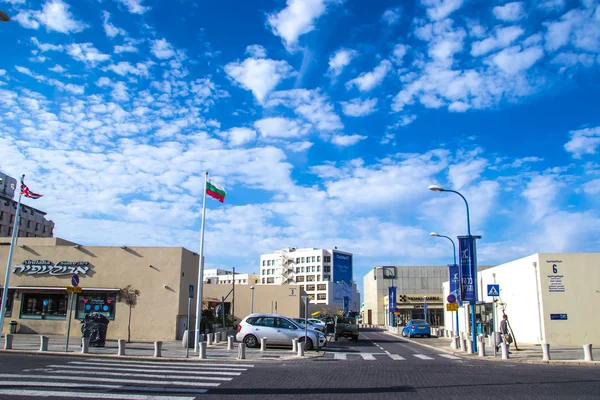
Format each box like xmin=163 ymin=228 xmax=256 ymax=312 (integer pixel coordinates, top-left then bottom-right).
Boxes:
xmin=367 ymin=309 xmax=372 ymax=325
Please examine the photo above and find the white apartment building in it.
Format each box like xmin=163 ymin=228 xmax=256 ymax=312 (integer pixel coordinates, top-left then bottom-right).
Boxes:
xmin=259 ymin=248 xmax=358 ymax=312
xmin=204 ymin=268 xmax=259 ymax=285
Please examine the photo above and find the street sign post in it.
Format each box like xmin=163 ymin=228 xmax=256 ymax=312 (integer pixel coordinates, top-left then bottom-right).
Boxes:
xmin=66 ymin=287 xmax=82 ymax=293
xmin=65 ymin=276 xmax=81 ymax=352
xmin=186 ymin=284 xmax=194 ymax=358
xmin=446 ymin=303 xmax=459 ymax=311
xmin=71 ymin=274 xmax=80 ymax=287
xmin=447 ymin=294 xmax=456 ymax=304
xmin=487 ymin=284 xmax=500 ymax=297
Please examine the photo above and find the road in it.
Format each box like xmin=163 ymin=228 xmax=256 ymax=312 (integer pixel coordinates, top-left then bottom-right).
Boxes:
xmin=0 ymin=328 xmax=598 ymax=399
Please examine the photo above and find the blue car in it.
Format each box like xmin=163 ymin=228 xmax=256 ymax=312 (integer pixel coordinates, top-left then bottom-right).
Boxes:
xmin=401 ymin=319 xmax=431 ymax=338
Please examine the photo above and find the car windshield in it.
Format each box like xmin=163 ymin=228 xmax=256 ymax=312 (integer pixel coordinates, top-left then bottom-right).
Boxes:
xmin=338 ymin=318 xmax=355 ymax=324
xmin=411 ymin=320 xmax=427 ymax=324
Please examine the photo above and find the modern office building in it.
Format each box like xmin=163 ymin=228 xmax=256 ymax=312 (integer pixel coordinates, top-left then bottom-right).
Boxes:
xmin=204 ymin=268 xmax=260 ymax=285
xmin=0 ymin=171 xmax=54 ymax=238
xmin=259 ymin=248 xmax=359 ymax=314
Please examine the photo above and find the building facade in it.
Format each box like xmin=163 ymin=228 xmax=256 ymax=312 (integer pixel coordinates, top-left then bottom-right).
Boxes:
xmin=0 ymin=172 xmax=54 ymax=239
xmin=204 ymin=269 xmax=260 ymax=285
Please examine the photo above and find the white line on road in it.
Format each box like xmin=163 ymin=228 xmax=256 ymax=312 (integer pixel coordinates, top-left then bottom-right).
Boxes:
xmin=0 ymin=374 xmax=221 ymax=387
xmin=438 ymin=354 xmax=462 ymax=360
xmin=83 ymin=358 xmax=254 ymax=368
xmin=47 ymin=364 xmax=242 ymax=375
xmin=41 ymin=369 xmax=233 ymax=381
xmin=67 ymin=361 xmax=247 ymax=371
xmin=0 ymin=381 xmax=208 ymax=394
xmin=333 ymin=353 xmax=347 ymax=360
xmin=0 ymin=389 xmax=197 ymax=399
xmin=413 ymin=354 xmax=434 ymax=360
xmin=361 ymin=353 xmax=376 ymax=360
xmin=388 ymin=354 xmax=405 ymax=360
xmin=384 ymin=350 xmax=391 ymax=355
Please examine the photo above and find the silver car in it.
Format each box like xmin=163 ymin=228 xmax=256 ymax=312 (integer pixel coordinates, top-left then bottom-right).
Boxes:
xmin=236 ymin=313 xmax=326 ymax=350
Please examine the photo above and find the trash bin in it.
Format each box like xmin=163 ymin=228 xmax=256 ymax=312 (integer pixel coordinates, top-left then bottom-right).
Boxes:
xmin=81 ymin=313 xmax=110 ymax=347
xmin=9 ymin=320 xmax=17 ymax=334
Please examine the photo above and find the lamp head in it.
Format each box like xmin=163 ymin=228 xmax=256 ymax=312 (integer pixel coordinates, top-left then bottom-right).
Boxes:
xmin=429 ymin=232 xmax=439 ymax=237
xmin=428 ymin=185 xmax=444 ymax=192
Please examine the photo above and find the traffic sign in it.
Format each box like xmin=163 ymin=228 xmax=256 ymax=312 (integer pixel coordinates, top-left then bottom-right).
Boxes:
xmin=71 ymin=274 xmax=80 ymax=287
xmin=446 ymin=303 xmax=459 ymax=311
xmin=487 ymin=284 xmax=500 ymax=297
xmin=66 ymin=287 xmax=82 ymax=294
xmin=447 ymin=294 xmax=456 ymax=304
xmin=189 ymin=284 xmax=194 ymax=299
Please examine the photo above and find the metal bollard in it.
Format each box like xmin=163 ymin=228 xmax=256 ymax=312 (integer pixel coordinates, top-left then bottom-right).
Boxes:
xmin=118 ymin=339 xmax=126 ymax=356
xmin=199 ymin=342 xmax=207 ymax=359
xmin=4 ymin=334 xmax=13 ymax=350
xmin=198 ymin=333 xmax=205 ymax=345
xmin=215 ymin=332 xmax=221 ymax=344
xmin=260 ymin=337 xmax=267 ymax=352
xmin=292 ymin=338 xmax=298 ymax=353
xmin=583 ymin=344 xmax=593 ymax=361
xmin=501 ymin=342 xmax=509 ymax=359
xmin=227 ymin=336 xmax=234 ymax=350
xmin=81 ymin=337 xmax=89 ymax=354
xmin=297 ymin=343 xmax=304 ymax=357
xmin=542 ymin=343 xmax=550 ymax=361
xmin=207 ymin=333 xmax=213 ymax=346
xmin=478 ymin=335 xmax=486 ymax=357
xmin=39 ymin=336 xmax=49 ymax=352
xmin=467 ymin=339 xmax=474 ymax=355
xmin=460 ymin=338 xmax=467 ymax=352
xmin=154 ymin=341 xmax=162 ymax=358
xmin=237 ymin=343 xmax=246 ymax=360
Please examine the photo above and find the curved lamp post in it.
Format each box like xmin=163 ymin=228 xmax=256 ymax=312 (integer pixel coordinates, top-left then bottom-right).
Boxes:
xmin=0 ymin=10 xmax=10 ymax=22
xmin=428 ymin=185 xmax=478 ymax=353
xmin=430 ymin=232 xmax=459 ymax=337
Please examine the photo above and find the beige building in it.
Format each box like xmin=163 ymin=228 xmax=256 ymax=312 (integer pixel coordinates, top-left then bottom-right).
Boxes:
xmin=442 ymin=252 xmax=600 ymax=346
xmin=0 ymin=237 xmax=305 ymax=340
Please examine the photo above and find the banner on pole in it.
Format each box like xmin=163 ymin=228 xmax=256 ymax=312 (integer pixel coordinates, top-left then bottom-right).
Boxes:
xmin=448 ymin=264 xmax=461 ymax=305
xmin=458 ymin=236 xmax=478 ymax=303
xmin=388 ymin=286 xmax=396 ymax=312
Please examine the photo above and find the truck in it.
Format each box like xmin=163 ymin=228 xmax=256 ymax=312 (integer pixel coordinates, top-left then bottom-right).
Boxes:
xmin=334 ymin=316 xmax=359 ymax=342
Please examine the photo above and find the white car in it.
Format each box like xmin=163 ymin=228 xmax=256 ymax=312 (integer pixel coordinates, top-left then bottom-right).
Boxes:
xmin=236 ymin=313 xmax=326 ymax=350
xmin=307 ymin=318 xmax=326 ymax=327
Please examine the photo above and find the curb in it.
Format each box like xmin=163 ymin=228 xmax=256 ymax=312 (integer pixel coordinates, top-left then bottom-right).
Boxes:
xmin=381 ymin=331 xmax=600 ymax=366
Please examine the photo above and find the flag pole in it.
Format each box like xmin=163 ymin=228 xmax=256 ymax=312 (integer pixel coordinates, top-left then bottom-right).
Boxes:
xmin=0 ymin=175 xmax=24 ymax=337
xmin=194 ymin=172 xmax=208 ymax=352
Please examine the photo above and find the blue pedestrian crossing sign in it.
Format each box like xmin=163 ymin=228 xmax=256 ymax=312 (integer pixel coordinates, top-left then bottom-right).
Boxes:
xmin=487 ymin=284 xmax=500 ymax=297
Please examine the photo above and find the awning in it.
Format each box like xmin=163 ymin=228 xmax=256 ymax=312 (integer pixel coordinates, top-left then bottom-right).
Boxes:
xmin=8 ymin=286 xmax=120 ymax=292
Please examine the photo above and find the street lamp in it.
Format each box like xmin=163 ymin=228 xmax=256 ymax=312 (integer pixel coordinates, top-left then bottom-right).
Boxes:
xmin=0 ymin=10 xmax=10 ymax=22
xmin=428 ymin=184 xmax=478 ymax=353
xmin=250 ymin=286 xmax=255 ymax=314
xmin=430 ymin=232 xmax=459 ymax=339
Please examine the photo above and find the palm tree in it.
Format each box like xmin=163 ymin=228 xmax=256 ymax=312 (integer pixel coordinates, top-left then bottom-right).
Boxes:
xmin=117 ymin=285 xmax=140 ymax=343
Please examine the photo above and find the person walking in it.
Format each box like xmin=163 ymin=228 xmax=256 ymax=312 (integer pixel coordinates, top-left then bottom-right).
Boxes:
xmin=498 ymin=314 xmax=512 ymax=353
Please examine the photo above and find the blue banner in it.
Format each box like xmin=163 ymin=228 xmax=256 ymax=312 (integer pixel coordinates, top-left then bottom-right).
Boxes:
xmin=458 ymin=236 xmax=478 ymax=303
xmin=333 ymin=251 xmax=353 ymax=305
xmin=448 ymin=264 xmax=461 ymax=305
xmin=388 ymin=286 xmax=396 ymax=312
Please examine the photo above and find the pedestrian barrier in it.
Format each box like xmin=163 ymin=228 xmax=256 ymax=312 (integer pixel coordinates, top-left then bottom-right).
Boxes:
xmin=478 ymin=335 xmax=486 ymax=357
xmin=215 ymin=332 xmax=220 ymax=344
xmin=154 ymin=341 xmax=162 ymax=358
xmin=297 ymin=343 xmax=304 ymax=357
xmin=199 ymin=342 xmax=207 ymax=359
xmin=227 ymin=336 xmax=234 ymax=350
xmin=207 ymin=333 xmax=213 ymax=346
xmin=39 ymin=336 xmax=48 ymax=352
xmin=237 ymin=343 xmax=246 ymax=360
xmin=292 ymin=338 xmax=298 ymax=353
xmin=583 ymin=344 xmax=593 ymax=361
xmin=260 ymin=337 xmax=267 ymax=352
xmin=501 ymin=342 xmax=509 ymax=359
xmin=542 ymin=343 xmax=550 ymax=361
xmin=467 ymin=339 xmax=474 ymax=355
xmin=81 ymin=337 xmax=89 ymax=354
xmin=118 ymin=339 xmax=126 ymax=356
xmin=4 ymin=334 xmax=13 ymax=350
xmin=460 ymin=338 xmax=467 ymax=352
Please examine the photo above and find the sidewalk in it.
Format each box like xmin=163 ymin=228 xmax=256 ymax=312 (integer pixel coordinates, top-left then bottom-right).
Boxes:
xmin=383 ymin=329 xmax=599 ymax=366
xmin=0 ymin=333 xmax=325 ymax=361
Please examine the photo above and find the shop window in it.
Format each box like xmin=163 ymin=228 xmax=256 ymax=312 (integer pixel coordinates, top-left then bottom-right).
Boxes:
xmin=20 ymin=293 xmax=68 ymax=320
xmin=317 ymin=284 xmax=327 ymax=291
xmin=76 ymin=293 xmax=117 ymax=320
xmin=0 ymin=289 xmax=14 ymax=317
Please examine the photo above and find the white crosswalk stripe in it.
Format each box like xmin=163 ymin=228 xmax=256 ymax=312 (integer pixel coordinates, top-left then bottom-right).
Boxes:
xmin=388 ymin=354 xmax=406 ymax=360
xmin=327 ymin=352 xmax=460 ymax=361
xmin=0 ymin=358 xmax=254 ymax=398
xmin=413 ymin=354 xmax=434 ymax=360
xmin=438 ymin=354 xmax=462 ymax=360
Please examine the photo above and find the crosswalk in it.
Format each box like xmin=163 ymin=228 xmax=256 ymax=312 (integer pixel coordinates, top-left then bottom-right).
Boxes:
xmin=0 ymin=357 xmax=254 ymax=399
xmin=326 ymin=352 xmax=461 ymax=361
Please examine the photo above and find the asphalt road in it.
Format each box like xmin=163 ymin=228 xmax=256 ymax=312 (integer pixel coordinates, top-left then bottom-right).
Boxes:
xmin=0 ymin=328 xmax=599 ymax=399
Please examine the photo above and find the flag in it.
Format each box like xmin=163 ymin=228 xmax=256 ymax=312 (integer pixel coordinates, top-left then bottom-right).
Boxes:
xmin=206 ymin=179 xmax=226 ymax=203
xmin=20 ymin=178 xmax=43 ymax=199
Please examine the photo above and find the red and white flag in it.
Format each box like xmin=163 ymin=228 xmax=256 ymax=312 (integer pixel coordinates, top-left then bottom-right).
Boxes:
xmin=20 ymin=178 xmax=43 ymax=199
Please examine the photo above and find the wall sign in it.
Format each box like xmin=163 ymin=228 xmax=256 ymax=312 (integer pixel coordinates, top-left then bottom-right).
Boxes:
xmin=550 ymin=313 xmax=567 ymax=320
xmin=13 ymin=260 xmax=90 ymax=276
xmin=546 ymin=260 xmax=565 ymax=293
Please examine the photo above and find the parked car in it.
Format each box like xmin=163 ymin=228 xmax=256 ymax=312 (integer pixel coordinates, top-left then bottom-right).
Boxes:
xmin=292 ymin=318 xmax=325 ymax=332
xmin=334 ymin=317 xmax=359 ymax=342
xmin=401 ymin=319 xmax=431 ymax=338
xmin=236 ymin=314 xmax=326 ymax=350
xmin=307 ymin=318 xmax=326 ymax=327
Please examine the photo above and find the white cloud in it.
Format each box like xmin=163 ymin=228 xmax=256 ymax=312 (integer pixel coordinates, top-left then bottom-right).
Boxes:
xmin=422 ymin=0 xmax=464 ymax=21
xmin=224 ymin=57 xmax=293 ymax=104
xmin=582 ymin=179 xmax=600 ymax=195
xmin=114 ymin=40 xmax=139 ymax=54
xmin=105 ymin=61 xmax=152 ymax=77
xmin=285 ymin=141 xmax=313 ymax=152
xmin=222 ymin=127 xmax=257 ymax=146
xmin=491 ymin=45 xmax=544 ymax=74
xmin=254 ymin=117 xmax=308 ymax=140
xmin=31 ymin=0 xmax=87 ymax=34
xmin=537 ymin=0 xmax=565 ymax=12
xmin=14 ymin=11 xmax=40 ymax=29
xmin=151 ymin=39 xmax=175 ymax=59
xmin=340 ymin=98 xmax=378 ymax=117
xmin=102 ymin=11 xmax=126 ymax=38
xmin=267 ymin=0 xmax=336 ymax=50
xmin=266 ymin=89 xmax=343 ymax=132
xmin=381 ymin=7 xmax=401 ymax=25
xmin=331 ymin=134 xmax=367 ymax=147
xmin=448 ymin=158 xmax=488 ymax=189
xmin=493 ymin=2 xmax=527 ymax=22
xmin=391 ymin=44 xmax=408 ymax=65
xmin=114 ymin=0 xmax=149 ymax=14
xmin=522 ymin=174 xmax=564 ymax=221
xmin=246 ymin=44 xmax=267 ymax=58
xmin=346 ymin=60 xmax=391 ymax=92
xmin=564 ymin=126 xmax=600 ymax=159
xmin=67 ymin=43 xmax=110 ymax=66
xmin=544 ymin=8 xmax=600 ymax=53
xmin=471 ymin=26 xmax=525 ymax=56
xmin=327 ymin=48 xmax=357 ymax=79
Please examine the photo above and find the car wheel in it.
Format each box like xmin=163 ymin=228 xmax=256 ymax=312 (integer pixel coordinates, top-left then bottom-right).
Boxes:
xmin=299 ymin=337 xmax=314 ymax=351
xmin=244 ymin=334 xmax=259 ymax=348
xmin=407 ymin=332 xmax=412 ymax=338
xmin=426 ymin=334 xmax=431 ymax=338
xmin=401 ymin=330 xmax=406 ymax=337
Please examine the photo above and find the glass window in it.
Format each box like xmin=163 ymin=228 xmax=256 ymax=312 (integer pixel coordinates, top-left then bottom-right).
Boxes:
xmin=277 ymin=318 xmax=294 ymax=329
xmin=306 ymin=285 xmax=315 ymax=291
xmin=317 ymin=266 xmax=321 ymax=272
xmin=262 ymin=278 xmax=265 ymax=284
xmin=76 ymin=293 xmax=116 ymax=320
xmin=259 ymin=317 xmax=276 ymax=327
xmin=307 ymin=275 xmax=315 ymax=281
xmin=317 ymin=275 xmax=321 ymax=281
xmin=301 ymin=267 xmax=305 ymax=273
xmin=262 ymin=270 xmax=265 ymax=275
xmin=317 ymin=284 xmax=327 ymax=291
xmin=246 ymin=317 xmax=259 ymax=325
xmin=312 ymin=256 xmax=315 ymax=262
xmin=317 ymin=256 xmax=321 ymax=262
xmin=0 ymin=289 xmax=14 ymax=317
xmin=267 ymin=260 xmax=271 ymax=266
xmin=323 ymin=275 xmax=330 ymax=281
xmin=317 ymin=294 xmax=327 ymax=300
xmin=296 ymin=258 xmax=300 ymax=263
xmin=324 ymin=266 xmax=331 ymax=273
xmin=301 ymin=257 xmax=305 ymax=263
xmin=20 ymin=293 xmax=68 ymax=320
xmin=267 ymin=277 xmax=274 ymax=284
xmin=296 ymin=267 xmax=300 ymax=273
xmin=262 ymin=260 xmax=265 ymax=266
xmin=296 ymin=276 xmax=305 ymax=282
xmin=312 ymin=266 xmax=315 ymax=272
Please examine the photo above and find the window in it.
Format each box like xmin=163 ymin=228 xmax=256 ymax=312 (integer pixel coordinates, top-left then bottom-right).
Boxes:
xmin=258 ymin=317 xmax=276 ymax=327
xmin=27 ymin=220 xmax=31 ymax=228
xmin=317 ymin=266 xmax=321 ymax=272
xmin=296 ymin=276 xmax=305 ymax=282
xmin=317 ymin=294 xmax=327 ymax=300
xmin=267 ymin=260 xmax=271 ymax=266
xmin=317 ymin=256 xmax=321 ymax=262
xmin=324 ymin=256 xmax=331 ymax=262
xmin=324 ymin=266 xmax=331 ymax=273
xmin=311 ymin=266 xmax=315 ymax=272
xmin=20 ymin=293 xmax=68 ymax=320
xmin=317 ymin=275 xmax=321 ymax=281
xmin=301 ymin=257 xmax=305 ymax=263
xmin=262 ymin=260 xmax=265 ymax=266
xmin=36 ymin=223 xmax=40 ymax=231
xmin=277 ymin=318 xmax=295 ymax=329
xmin=296 ymin=258 xmax=300 ymax=263
xmin=323 ymin=275 xmax=330 ymax=281
xmin=0 ymin=211 xmax=3 ymax=220
xmin=76 ymin=293 xmax=117 ymax=320
xmin=296 ymin=267 xmax=300 ymax=273
xmin=317 ymin=284 xmax=327 ymax=291
xmin=312 ymin=256 xmax=315 ymax=262
xmin=0 ymin=289 xmax=14 ymax=317
xmin=262 ymin=270 xmax=265 ymax=275
xmin=306 ymin=285 xmax=315 ymax=291
xmin=266 ymin=277 xmax=274 ymax=284
xmin=301 ymin=267 xmax=305 ymax=273
xmin=10 ymin=214 xmax=14 ymax=223
xmin=307 ymin=275 xmax=315 ymax=282
xmin=262 ymin=278 xmax=265 ymax=284
xmin=8 ymin=227 xmax=12 ymax=235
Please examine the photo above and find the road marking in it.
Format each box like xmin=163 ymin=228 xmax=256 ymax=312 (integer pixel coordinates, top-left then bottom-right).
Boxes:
xmin=0 ymin=389 xmax=196 ymax=400
xmin=0 ymin=381 xmax=208 ymax=394
xmin=0 ymin=374 xmax=220 ymax=387
xmin=388 ymin=354 xmax=405 ymax=360
xmin=413 ymin=354 xmax=434 ymax=360
xmin=333 ymin=353 xmax=347 ymax=360
xmin=46 ymin=364 xmax=243 ymax=375
xmin=41 ymin=369 xmax=233 ymax=381
xmin=361 ymin=353 xmax=376 ymax=360
xmin=83 ymin=359 xmax=254 ymax=368
xmin=384 ymin=350 xmax=391 ymax=355
xmin=438 ymin=354 xmax=461 ymax=360
xmin=0 ymin=389 xmax=196 ymax=399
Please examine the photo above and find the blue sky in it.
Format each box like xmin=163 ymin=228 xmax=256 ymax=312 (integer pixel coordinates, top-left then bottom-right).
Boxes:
xmin=1 ymin=0 xmax=599 ymax=295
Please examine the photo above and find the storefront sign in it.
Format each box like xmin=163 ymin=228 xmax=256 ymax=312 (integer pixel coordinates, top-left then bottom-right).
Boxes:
xmin=13 ymin=260 xmax=90 ymax=276
xmin=458 ymin=236 xmax=478 ymax=303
